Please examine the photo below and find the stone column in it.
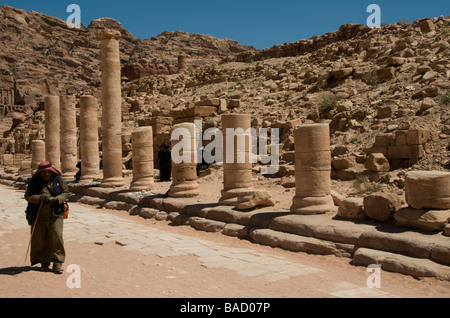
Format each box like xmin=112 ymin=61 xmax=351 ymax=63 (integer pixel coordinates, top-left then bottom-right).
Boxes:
xmin=130 ymin=126 xmax=154 ymax=191
xmin=178 ymin=55 xmax=187 ymax=73
xmin=79 ymin=95 xmax=100 ymax=182
xmin=44 ymin=95 xmax=61 ymax=170
xmin=60 ymin=95 xmax=78 ymax=181
xmin=97 ymin=29 xmax=125 ymax=188
xmin=290 ymin=124 xmax=334 ymax=214
xmin=31 ymin=140 xmax=45 ymax=173
xmin=405 ymin=171 xmax=450 ymax=210
xmin=219 ymin=114 xmax=253 ymax=205
xmin=169 ymin=122 xmax=199 ymax=197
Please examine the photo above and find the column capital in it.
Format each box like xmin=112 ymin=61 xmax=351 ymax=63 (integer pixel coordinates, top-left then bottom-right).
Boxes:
xmin=96 ymin=29 xmax=121 ymax=41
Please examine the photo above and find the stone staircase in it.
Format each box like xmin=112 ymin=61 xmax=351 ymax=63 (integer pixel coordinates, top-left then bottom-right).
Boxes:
xmin=1 ymin=171 xmax=449 ymax=281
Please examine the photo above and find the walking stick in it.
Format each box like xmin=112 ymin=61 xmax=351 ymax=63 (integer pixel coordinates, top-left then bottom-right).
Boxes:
xmin=25 ymin=200 xmax=44 ymax=263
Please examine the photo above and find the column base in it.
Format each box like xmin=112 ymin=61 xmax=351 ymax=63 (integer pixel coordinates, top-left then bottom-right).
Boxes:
xmin=290 ymin=195 xmax=335 ymax=215
xmin=62 ymin=171 xmax=78 ymax=182
xmin=130 ymin=178 xmax=154 ymax=192
xmin=100 ymin=176 xmax=125 ymax=188
xmin=168 ymin=180 xmax=199 ymax=198
xmin=219 ymin=187 xmax=254 ymax=206
xmin=79 ymin=173 xmax=101 ymax=183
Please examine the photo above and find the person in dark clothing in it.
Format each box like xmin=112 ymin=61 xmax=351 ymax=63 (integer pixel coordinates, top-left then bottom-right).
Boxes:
xmin=196 ymin=147 xmax=210 ymax=176
xmin=158 ymin=142 xmax=172 ymax=182
xmin=74 ymin=161 xmax=81 ymax=182
xmin=24 ymin=161 xmax=70 ymax=273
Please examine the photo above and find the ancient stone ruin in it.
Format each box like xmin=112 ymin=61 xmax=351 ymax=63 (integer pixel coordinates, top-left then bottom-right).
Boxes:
xmin=291 ymin=123 xmax=334 ymax=214
xmin=394 ymin=171 xmax=450 ymax=231
xmin=169 ymin=122 xmax=199 ymax=198
xmin=219 ymin=114 xmax=253 ymax=205
xmin=130 ymin=126 xmax=154 ymax=192
xmin=0 ymin=10 xmax=449 ymax=281
xmin=44 ymin=96 xmax=61 ymax=170
xmin=79 ymin=95 xmax=101 ymax=183
xmin=97 ymin=29 xmax=125 ymax=188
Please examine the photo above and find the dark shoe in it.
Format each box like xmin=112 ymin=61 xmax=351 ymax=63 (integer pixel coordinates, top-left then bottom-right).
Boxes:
xmin=41 ymin=262 xmax=50 ymax=269
xmin=52 ymin=262 xmax=64 ymax=274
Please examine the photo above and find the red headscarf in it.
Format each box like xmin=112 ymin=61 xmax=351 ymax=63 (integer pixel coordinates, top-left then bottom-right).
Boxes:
xmin=33 ymin=161 xmax=62 ymax=177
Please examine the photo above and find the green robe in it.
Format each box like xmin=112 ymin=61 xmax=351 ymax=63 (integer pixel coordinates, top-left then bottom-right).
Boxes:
xmin=24 ymin=176 xmax=71 ymax=265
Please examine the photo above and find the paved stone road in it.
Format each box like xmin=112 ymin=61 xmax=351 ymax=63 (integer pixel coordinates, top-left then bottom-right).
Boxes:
xmin=0 ymin=184 xmax=401 ymax=298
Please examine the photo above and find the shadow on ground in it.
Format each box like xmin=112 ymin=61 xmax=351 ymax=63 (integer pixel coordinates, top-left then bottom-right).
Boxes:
xmin=0 ymin=266 xmax=50 ymax=275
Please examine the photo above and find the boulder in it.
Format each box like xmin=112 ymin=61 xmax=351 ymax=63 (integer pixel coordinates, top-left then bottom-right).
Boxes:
xmin=387 ymin=57 xmax=405 ymax=66
xmin=331 ymin=67 xmax=354 ymax=80
xmin=338 ymin=197 xmax=366 ymax=219
xmin=332 ymin=156 xmax=356 ymax=170
xmin=364 ymin=153 xmax=390 ymax=172
xmin=363 ymin=193 xmax=401 ymax=222
xmin=235 ymin=189 xmax=275 ymax=210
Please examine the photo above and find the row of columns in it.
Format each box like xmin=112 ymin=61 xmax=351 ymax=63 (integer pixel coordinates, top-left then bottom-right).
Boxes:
xmin=164 ymin=115 xmax=333 ymax=215
xmin=35 ymin=95 xmax=101 ymax=183
xmin=34 ymin=99 xmax=333 ymax=215
xmin=33 ymin=27 xmax=334 ymax=215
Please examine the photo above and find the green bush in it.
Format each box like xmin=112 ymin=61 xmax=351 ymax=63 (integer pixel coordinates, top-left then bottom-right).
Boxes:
xmin=436 ymin=94 xmax=450 ymax=104
xmin=352 ymin=175 xmax=383 ymax=194
xmin=319 ymin=95 xmax=339 ymax=114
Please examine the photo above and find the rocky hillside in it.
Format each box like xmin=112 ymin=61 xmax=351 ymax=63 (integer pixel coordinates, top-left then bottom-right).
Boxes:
xmin=119 ymin=16 xmax=450 ymax=177
xmin=0 ymin=5 xmax=255 ymax=105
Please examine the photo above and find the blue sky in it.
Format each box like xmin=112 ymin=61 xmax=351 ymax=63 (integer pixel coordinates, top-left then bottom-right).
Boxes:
xmin=1 ymin=0 xmax=449 ymax=49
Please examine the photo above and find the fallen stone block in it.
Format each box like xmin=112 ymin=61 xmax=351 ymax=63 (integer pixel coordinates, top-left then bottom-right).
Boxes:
xmin=430 ymin=239 xmax=450 ymax=266
xmin=315 ymin=220 xmax=372 ymax=245
xmin=250 ymin=228 xmax=345 ymax=256
xmin=189 ymin=217 xmax=226 ymax=232
xmin=364 ymin=153 xmax=390 ymax=172
xmin=102 ymin=200 xmax=135 ymax=211
xmin=394 ymin=207 xmax=450 ymax=231
xmin=162 ymin=197 xmax=197 ymax=212
xmin=269 ymin=214 xmax=323 ymax=237
xmin=338 ymin=197 xmax=366 ymax=220
xmin=405 ymin=171 xmax=450 ymax=210
xmin=358 ymin=227 xmax=439 ymax=259
xmin=84 ymin=186 xmax=117 ymax=200
xmin=154 ymin=211 xmax=168 ymax=221
xmin=169 ymin=213 xmax=192 ymax=226
xmin=382 ymin=253 xmax=450 ymax=281
xmin=222 ymin=223 xmax=251 ymax=238
xmin=352 ymin=247 xmax=450 ymax=281
xmin=137 ymin=207 xmax=159 ymax=219
xmin=109 ymin=190 xmax=143 ymax=205
xmin=78 ymin=195 xmax=105 ymax=206
xmin=235 ymin=189 xmax=275 ymax=210
xmin=363 ymin=192 xmax=401 ymax=222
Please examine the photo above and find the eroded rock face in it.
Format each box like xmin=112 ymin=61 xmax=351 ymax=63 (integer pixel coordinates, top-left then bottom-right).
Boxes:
xmin=0 ymin=5 xmax=255 ymax=101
